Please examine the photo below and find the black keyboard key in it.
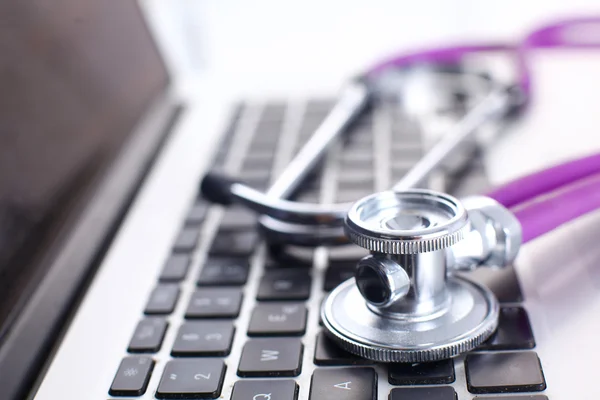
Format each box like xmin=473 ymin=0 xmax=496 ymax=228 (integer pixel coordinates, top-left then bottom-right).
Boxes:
xmin=160 ymin=254 xmax=191 ymax=282
xmin=336 ymin=181 xmax=375 ymax=192
xmin=346 ymin=132 xmax=372 ymax=146
xmin=219 ymin=207 xmax=258 ymax=231
xmin=461 ymin=265 xmax=523 ymax=302
xmin=339 ymin=152 xmax=372 ymax=164
xmin=324 ymin=263 xmax=355 ymax=291
xmin=257 ymin=269 xmax=311 ymax=301
xmin=473 ymin=396 xmax=548 ymax=400
xmin=186 ymin=202 xmax=208 ymax=225
xmin=244 ymin=148 xmax=277 ymax=160
xmin=232 ymin=379 xmax=299 ymax=400
xmin=209 ymin=230 xmax=257 ymax=256
xmin=391 ymin=168 xmax=412 ymax=184
xmin=388 ymin=359 xmax=455 ymax=385
xmin=260 ymin=103 xmax=286 ymax=120
xmin=479 ymin=307 xmax=535 ymax=350
xmin=253 ymin=126 xmax=284 ymax=145
xmin=305 ymin=99 xmax=335 ymax=114
xmin=241 ymin=176 xmax=271 ymax=191
xmin=144 ymin=285 xmax=180 ymax=315
xmin=293 ymin=177 xmax=321 ymax=191
xmin=156 ymin=359 xmax=226 ymax=399
xmin=389 ymin=387 xmax=456 ymax=400
xmin=266 ymin=246 xmax=315 ymax=268
xmin=213 ymin=150 xmax=228 ymax=168
xmin=243 ymin=153 xmax=275 ymax=170
xmin=172 ymin=321 xmax=234 ymax=356
xmin=128 ymin=318 xmax=168 ymax=353
xmin=309 ymin=367 xmax=377 ymax=400
xmin=339 ymin=155 xmax=372 ymax=169
xmin=238 ymin=338 xmax=303 ymax=377
xmin=197 ymin=257 xmax=249 ymax=286
xmin=247 ymin=303 xmax=307 ymax=336
xmin=335 ymin=189 xmax=372 ymax=203
xmin=314 ymin=332 xmax=372 ymax=366
xmin=173 ymin=227 xmax=201 ymax=252
xmin=109 ymin=356 xmax=154 ymax=396
xmin=294 ymin=190 xmax=320 ymax=203
xmin=327 ymin=247 xmax=369 ymax=262
xmin=390 ymin=157 xmax=420 ymax=171
xmin=185 ymin=288 xmax=243 ymax=318
xmin=465 ymin=352 xmax=546 ymax=393
xmin=336 ymin=172 xmax=375 ymax=191
xmin=251 ymin=135 xmax=281 ymax=150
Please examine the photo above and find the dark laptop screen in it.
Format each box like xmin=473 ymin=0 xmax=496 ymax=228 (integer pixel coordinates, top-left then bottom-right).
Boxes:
xmin=0 ymin=1 xmax=169 ymax=333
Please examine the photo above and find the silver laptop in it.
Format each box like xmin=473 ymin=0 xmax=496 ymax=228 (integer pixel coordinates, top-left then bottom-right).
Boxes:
xmin=2 ymin=1 xmax=600 ymax=399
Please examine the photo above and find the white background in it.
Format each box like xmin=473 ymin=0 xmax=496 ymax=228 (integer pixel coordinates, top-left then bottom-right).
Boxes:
xmin=141 ymin=0 xmax=600 ymax=182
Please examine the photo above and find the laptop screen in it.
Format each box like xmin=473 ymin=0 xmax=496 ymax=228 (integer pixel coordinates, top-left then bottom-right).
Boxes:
xmin=0 ymin=1 xmax=169 ymax=333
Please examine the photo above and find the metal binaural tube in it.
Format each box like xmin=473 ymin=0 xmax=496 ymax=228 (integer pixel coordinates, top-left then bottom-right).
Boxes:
xmin=393 ymin=87 xmax=511 ymax=191
xmin=266 ymin=79 xmax=370 ymax=199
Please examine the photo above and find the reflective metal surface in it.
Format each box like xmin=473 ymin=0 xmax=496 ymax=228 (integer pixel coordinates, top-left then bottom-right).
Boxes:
xmin=321 ymin=277 xmax=499 ymax=362
xmin=322 ymin=189 xmax=520 ymax=362
xmin=392 ymin=87 xmax=512 ymax=191
xmin=265 ymin=78 xmax=370 ymax=199
xmin=356 ymin=255 xmax=411 ymax=308
xmin=344 ymin=190 xmax=469 ymax=254
xmin=450 ymin=195 xmax=523 ymax=270
xmin=376 ymin=252 xmax=449 ymax=316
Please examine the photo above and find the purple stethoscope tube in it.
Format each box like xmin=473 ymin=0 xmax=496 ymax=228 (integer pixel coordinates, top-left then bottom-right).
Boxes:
xmin=489 ymin=154 xmax=600 ymax=243
xmin=368 ymin=17 xmax=600 ymax=244
xmin=368 ymin=17 xmax=600 ymax=97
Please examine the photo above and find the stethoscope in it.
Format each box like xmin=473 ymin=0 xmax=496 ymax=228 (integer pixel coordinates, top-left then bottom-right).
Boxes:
xmin=201 ymin=17 xmax=600 ymax=362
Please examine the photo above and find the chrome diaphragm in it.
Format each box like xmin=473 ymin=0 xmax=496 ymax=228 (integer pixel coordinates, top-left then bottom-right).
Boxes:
xmin=321 ymin=189 xmax=522 ymax=362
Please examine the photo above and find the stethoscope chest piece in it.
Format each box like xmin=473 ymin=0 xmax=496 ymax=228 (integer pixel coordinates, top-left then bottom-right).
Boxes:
xmin=321 ymin=189 xmax=519 ymax=362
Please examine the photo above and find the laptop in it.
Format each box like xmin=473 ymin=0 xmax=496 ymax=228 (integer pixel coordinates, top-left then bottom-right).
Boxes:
xmin=2 ymin=1 xmax=600 ymax=399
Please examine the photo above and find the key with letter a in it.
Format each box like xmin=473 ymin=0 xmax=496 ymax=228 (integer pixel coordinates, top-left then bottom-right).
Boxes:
xmin=310 ymin=368 xmax=377 ymax=400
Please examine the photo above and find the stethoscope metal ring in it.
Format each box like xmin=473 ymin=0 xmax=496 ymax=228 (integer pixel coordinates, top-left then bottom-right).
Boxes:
xmin=321 ymin=189 xmax=514 ymax=362
xmin=321 ymin=277 xmax=499 ymax=363
xmin=344 ymin=189 xmax=470 ymax=254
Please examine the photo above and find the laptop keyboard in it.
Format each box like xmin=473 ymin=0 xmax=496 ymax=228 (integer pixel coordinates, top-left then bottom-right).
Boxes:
xmin=108 ymin=99 xmax=547 ymax=399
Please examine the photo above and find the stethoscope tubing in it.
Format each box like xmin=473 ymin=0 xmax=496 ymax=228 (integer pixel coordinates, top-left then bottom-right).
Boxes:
xmin=210 ymin=150 xmax=600 ymax=246
xmin=202 ymin=82 xmax=514 ymax=227
xmin=201 ymin=17 xmax=600 ymax=247
xmin=511 ymin=173 xmax=600 ymax=243
xmin=488 ymin=152 xmax=600 ymax=207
